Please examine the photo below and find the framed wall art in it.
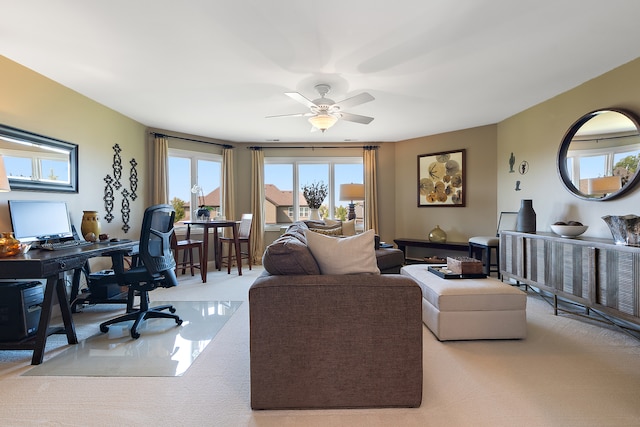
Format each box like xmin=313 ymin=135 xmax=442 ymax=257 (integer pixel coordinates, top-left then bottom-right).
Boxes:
xmin=417 ymin=149 xmax=465 ymax=207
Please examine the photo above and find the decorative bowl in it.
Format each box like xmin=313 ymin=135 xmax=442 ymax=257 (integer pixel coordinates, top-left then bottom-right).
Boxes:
xmin=550 ymin=224 xmax=588 ymax=238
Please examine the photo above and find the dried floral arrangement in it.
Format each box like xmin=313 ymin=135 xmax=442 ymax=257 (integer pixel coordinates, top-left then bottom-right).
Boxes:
xmin=302 ymin=181 xmax=328 ymax=209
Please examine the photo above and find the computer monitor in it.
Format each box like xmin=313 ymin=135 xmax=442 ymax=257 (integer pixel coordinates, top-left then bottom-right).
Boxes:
xmin=8 ymin=200 xmax=74 ymax=243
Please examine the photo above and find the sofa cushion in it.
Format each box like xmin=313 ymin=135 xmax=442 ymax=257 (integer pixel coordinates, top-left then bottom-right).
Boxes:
xmin=262 ymin=226 xmax=321 ymax=275
xmin=304 ymin=229 xmax=380 ymax=275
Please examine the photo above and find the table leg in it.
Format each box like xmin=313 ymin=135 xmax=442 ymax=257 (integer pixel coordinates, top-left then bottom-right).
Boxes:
xmin=233 ymin=223 xmax=242 ymax=276
xmin=213 ymin=227 xmax=220 ymax=271
xmin=201 ymin=225 xmax=210 ymax=280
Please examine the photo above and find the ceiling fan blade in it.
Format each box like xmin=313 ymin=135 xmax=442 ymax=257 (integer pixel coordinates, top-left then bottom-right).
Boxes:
xmin=339 ymin=112 xmax=374 ymax=125
xmin=285 ymin=92 xmax=317 ymax=109
xmin=333 ymin=92 xmax=374 ymax=110
xmin=265 ymin=112 xmax=313 ymax=119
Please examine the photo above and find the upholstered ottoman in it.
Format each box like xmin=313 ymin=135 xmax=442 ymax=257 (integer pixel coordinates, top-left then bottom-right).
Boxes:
xmin=401 ymin=264 xmax=527 ymax=341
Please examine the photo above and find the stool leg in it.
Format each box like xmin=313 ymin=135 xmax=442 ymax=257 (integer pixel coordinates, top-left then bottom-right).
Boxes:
xmin=485 ymin=247 xmax=491 ymax=276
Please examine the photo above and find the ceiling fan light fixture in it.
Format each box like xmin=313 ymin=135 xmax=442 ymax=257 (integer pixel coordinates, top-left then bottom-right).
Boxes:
xmin=308 ymin=114 xmax=338 ymax=132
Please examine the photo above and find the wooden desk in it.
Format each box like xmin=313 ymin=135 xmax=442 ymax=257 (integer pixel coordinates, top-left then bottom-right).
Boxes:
xmin=393 ymin=238 xmax=469 ymax=262
xmin=184 ymin=220 xmax=242 ymax=279
xmin=0 ymin=240 xmax=136 ymax=364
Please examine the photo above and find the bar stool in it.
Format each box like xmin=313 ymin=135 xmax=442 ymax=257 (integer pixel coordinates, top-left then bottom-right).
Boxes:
xmin=468 ymin=236 xmax=499 ymax=276
xmin=171 ymin=232 xmax=205 ymax=282
xmin=219 ymin=213 xmax=253 ymax=274
xmin=468 ymin=211 xmax=518 ymax=278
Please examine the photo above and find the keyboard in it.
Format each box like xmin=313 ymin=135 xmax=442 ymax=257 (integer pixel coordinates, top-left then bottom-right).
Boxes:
xmin=38 ymin=240 xmax=93 ymax=251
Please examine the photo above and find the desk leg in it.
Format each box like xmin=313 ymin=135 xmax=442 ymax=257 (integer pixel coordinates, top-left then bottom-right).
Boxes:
xmin=233 ymin=224 xmax=242 ymax=276
xmin=56 ymin=274 xmax=77 ymax=345
xmin=32 ymin=273 xmax=78 ymax=365
xmin=69 ymin=266 xmax=84 ymax=313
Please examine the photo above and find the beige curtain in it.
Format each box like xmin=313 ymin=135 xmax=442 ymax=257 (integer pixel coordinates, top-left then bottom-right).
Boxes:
xmin=363 ymin=146 xmax=379 ymax=233
xmin=222 ymin=147 xmax=235 ymax=222
xmin=152 ymin=134 xmax=169 ymax=205
xmin=250 ymin=148 xmax=265 ymax=265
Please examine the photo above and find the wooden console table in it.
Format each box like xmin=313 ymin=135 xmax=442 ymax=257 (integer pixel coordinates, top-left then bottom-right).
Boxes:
xmin=500 ymin=230 xmax=640 ymax=331
xmin=394 ymin=238 xmax=469 ymax=263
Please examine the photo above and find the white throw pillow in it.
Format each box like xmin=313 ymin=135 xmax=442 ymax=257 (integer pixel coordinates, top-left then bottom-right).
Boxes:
xmin=304 ymin=229 xmax=380 ymax=275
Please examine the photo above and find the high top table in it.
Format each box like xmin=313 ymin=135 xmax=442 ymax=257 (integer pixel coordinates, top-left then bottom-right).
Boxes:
xmin=183 ymin=220 xmax=242 ymax=279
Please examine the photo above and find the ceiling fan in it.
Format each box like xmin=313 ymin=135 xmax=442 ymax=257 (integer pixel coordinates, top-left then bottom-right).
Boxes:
xmin=266 ymin=84 xmax=375 ymax=132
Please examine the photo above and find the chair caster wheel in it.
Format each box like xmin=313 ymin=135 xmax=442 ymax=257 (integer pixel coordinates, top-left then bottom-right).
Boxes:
xmin=100 ymin=325 xmax=109 ymax=333
xmin=131 ymin=331 xmax=140 ymax=339
xmin=169 ymin=307 xmax=176 ymax=313
xmin=176 ymin=319 xmax=183 ymax=326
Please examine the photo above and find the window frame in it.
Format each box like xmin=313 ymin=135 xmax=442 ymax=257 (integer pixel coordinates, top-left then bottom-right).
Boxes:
xmin=168 ymin=148 xmax=223 ymax=225
xmin=264 ymin=156 xmax=363 ymax=230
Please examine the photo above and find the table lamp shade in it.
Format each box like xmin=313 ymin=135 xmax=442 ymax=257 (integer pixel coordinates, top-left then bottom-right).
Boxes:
xmin=340 ymin=183 xmax=365 ymax=201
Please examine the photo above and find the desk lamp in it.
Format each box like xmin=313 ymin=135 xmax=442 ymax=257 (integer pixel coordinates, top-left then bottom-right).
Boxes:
xmin=340 ymin=183 xmax=365 ymax=221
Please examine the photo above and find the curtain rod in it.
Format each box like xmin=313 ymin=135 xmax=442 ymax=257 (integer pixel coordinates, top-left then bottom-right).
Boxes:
xmin=150 ymin=132 xmax=233 ymax=149
xmin=247 ymin=145 xmax=379 ymax=150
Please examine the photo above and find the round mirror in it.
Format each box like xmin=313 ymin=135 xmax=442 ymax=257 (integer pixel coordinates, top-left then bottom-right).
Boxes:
xmin=558 ymin=108 xmax=640 ymax=200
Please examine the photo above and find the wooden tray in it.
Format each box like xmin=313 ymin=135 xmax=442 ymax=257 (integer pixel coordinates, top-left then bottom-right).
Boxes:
xmin=428 ymin=266 xmax=487 ymax=279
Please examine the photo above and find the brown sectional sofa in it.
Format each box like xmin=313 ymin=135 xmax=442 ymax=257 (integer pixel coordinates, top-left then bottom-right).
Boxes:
xmin=249 ymin=221 xmax=423 ymax=410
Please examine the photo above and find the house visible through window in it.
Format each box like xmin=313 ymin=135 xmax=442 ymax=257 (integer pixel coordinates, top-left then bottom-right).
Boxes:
xmin=168 ymin=148 xmax=222 ymax=224
xmin=264 ymin=157 xmax=363 ymax=229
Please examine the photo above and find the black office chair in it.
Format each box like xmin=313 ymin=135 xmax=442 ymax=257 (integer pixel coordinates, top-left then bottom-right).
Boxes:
xmin=99 ymin=204 xmax=183 ymax=339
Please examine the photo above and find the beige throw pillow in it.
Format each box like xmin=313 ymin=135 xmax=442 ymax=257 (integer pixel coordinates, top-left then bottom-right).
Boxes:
xmin=341 ymin=219 xmax=356 ymax=236
xmin=304 ymin=229 xmax=380 ymax=275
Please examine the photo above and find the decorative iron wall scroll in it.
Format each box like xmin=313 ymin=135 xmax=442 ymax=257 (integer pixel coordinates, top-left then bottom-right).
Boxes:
xmin=112 ymin=144 xmax=122 ymax=189
xmin=103 ymin=174 xmax=115 ymax=222
xmin=101 ymin=145 xmax=140 ymax=232
xmin=129 ymin=158 xmax=138 ymax=200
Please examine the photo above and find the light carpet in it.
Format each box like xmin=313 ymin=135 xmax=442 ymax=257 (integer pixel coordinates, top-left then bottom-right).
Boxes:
xmin=22 ymin=300 xmax=242 ymax=377
xmin=1 ymin=267 xmax=640 ymax=426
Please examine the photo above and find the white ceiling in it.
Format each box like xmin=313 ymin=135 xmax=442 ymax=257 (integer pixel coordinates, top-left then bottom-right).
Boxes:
xmin=2 ymin=1 xmax=640 ymax=144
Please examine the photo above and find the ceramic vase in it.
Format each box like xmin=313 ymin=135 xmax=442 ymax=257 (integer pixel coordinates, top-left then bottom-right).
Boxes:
xmin=309 ymin=208 xmax=321 ymax=221
xmin=429 ymin=225 xmax=447 ymax=243
xmin=0 ymin=232 xmax=20 ymax=257
xmin=81 ymin=210 xmax=101 ymax=241
xmin=516 ymin=199 xmax=536 ymax=233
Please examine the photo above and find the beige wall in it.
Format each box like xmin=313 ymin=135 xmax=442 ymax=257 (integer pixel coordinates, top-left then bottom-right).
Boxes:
xmin=0 ymin=56 xmax=148 ymax=240
xmin=4 ymin=52 xmax=640 ymax=249
xmin=498 ymin=57 xmax=640 ymax=239
xmin=394 ymin=125 xmax=498 ymax=245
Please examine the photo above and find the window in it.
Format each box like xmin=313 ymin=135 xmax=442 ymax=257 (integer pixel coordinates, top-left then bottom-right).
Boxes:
xmin=168 ymin=148 xmax=222 ymax=224
xmin=264 ymin=157 xmax=363 ymax=228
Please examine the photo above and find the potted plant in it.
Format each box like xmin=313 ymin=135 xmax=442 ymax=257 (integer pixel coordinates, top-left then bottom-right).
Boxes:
xmin=302 ymin=181 xmax=328 ymax=220
xmin=191 ymin=184 xmax=210 ymax=220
